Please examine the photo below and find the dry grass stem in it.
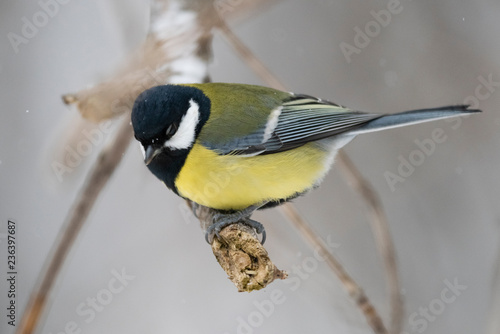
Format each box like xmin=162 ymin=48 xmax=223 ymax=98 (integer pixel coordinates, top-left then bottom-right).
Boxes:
xmin=216 ymin=19 xmax=287 ymax=91
xmin=280 ymin=204 xmax=388 ymax=334
xmin=16 ymin=116 xmax=133 ymax=334
xmin=218 ymin=0 xmax=284 ymax=23
xmin=336 ymin=150 xmax=403 ymax=334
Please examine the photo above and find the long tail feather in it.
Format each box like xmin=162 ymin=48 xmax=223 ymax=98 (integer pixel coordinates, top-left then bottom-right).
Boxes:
xmin=352 ymin=105 xmax=481 ymax=134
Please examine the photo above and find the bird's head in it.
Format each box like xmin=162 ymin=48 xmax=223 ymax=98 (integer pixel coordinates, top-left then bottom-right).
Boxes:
xmin=131 ymin=85 xmax=210 ymax=165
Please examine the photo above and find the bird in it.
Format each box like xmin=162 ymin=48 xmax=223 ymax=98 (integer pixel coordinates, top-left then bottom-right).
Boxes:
xmin=131 ymin=83 xmax=480 ymax=243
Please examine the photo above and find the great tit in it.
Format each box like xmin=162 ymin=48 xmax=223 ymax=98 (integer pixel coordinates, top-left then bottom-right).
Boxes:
xmin=131 ymin=83 xmax=480 ymax=242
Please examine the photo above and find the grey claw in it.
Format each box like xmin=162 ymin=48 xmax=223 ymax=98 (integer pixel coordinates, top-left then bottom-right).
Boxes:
xmin=204 ymin=217 xmax=267 ymax=245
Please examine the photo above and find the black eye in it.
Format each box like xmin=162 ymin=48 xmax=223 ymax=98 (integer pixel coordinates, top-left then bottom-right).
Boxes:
xmin=166 ymin=123 xmax=178 ymax=137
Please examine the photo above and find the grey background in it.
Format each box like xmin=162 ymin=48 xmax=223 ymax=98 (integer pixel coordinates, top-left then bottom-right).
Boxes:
xmin=0 ymin=1 xmax=499 ymax=333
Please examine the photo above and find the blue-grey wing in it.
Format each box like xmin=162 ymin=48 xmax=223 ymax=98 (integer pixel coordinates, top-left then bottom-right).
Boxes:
xmin=203 ymin=94 xmax=381 ymax=156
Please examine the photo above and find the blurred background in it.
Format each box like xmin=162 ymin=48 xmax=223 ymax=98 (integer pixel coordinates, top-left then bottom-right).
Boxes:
xmin=1 ymin=0 xmax=499 ymax=333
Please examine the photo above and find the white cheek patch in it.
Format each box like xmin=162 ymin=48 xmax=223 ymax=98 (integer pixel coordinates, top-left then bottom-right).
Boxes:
xmin=164 ymin=99 xmax=200 ymax=150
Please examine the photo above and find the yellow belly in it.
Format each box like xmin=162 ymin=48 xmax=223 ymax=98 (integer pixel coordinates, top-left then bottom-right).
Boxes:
xmin=175 ymin=142 xmax=331 ymax=210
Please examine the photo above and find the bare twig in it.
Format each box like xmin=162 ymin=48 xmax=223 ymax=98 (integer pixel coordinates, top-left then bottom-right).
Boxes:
xmin=217 ymin=0 xmax=284 ymax=24
xmin=16 ymin=116 xmax=133 ymax=334
xmin=280 ymin=203 xmax=388 ymax=334
xmin=216 ymin=19 xmax=286 ymax=91
xmin=336 ymin=151 xmax=403 ymax=334
xmin=218 ymin=17 xmax=402 ymax=334
xmin=486 ymin=225 xmax=500 ymax=334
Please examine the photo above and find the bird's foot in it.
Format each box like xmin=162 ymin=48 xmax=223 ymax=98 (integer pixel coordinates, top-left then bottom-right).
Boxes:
xmin=205 ymin=206 xmax=266 ymax=244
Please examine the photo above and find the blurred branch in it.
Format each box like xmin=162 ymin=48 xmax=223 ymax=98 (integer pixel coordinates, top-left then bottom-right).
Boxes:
xmin=217 ymin=17 xmax=401 ymax=334
xmin=18 ymin=1 xmax=218 ymax=333
xmin=336 ymin=151 xmax=403 ymax=334
xmin=62 ymin=0 xmax=214 ymax=122
xmin=486 ymin=226 xmax=500 ymax=334
xmin=217 ymin=0 xmax=284 ymax=24
xmin=54 ymin=0 xmax=283 ymax=183
xmin=216 ymin=19 xmax=286 ymax=90
xmin=61 ymin=0 xmax=284 ymax=123
xmin=16 ymin=116 xmax=133 ymax=334
xmin=280 ymin=204 xmax=387 ymax=334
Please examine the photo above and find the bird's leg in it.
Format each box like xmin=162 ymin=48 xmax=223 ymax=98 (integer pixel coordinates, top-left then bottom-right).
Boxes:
xmin=205 ymin=204 xmax=267 ymax=244
xmin=190 ymin=201 xmax=201 ymax=217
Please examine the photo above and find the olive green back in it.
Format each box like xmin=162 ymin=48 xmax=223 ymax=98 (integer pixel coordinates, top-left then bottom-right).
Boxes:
xmin=184 ymin=83 xmax=291 ymax=146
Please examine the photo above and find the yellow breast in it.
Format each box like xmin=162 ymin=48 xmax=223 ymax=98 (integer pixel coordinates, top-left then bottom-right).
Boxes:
xmin=175 ymin=142 xmax=332 ymax=210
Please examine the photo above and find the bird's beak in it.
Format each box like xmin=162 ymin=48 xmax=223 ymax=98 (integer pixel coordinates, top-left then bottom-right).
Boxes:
xmin=144 ymin=145 xmax=161 ymax=165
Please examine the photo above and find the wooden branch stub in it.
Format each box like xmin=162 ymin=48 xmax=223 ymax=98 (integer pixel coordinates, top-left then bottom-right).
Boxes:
xmin=212 ymin=223 xmax=287 ymax=292
xmin=187 ymin=200 xmax=286 ymax=292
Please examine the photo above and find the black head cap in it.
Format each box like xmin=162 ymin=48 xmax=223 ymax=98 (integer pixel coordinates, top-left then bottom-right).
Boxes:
xmin=131 ymin=85 xmax=211 ymax=194
xmin=131 ymin=84 xmax=210 ymax=143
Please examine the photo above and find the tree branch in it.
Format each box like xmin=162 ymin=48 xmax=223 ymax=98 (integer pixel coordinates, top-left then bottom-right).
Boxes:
xmin=189 ymin=201 xmax=287 ymax=292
